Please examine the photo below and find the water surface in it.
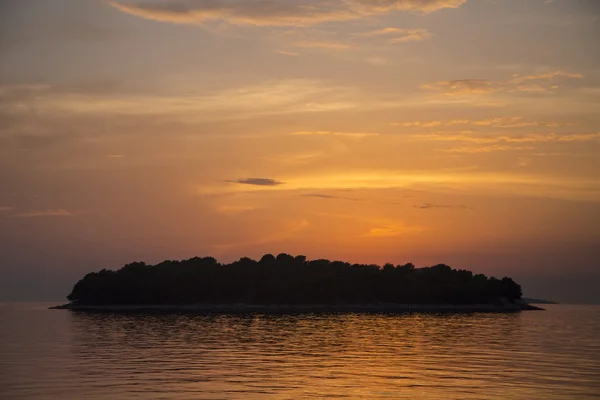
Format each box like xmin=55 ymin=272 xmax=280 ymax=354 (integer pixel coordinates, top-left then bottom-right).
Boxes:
xmin=1 ymin=303 xmax=599 ymax=399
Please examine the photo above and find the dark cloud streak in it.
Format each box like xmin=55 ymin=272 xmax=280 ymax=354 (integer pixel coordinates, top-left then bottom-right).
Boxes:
xmin=301 ymin=193 xmax=362 ymax=201
xmin=228 ymin=178 xmax=284 ymax=186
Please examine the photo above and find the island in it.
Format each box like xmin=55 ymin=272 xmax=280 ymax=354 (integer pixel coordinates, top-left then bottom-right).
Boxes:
xmin=52 ymin=254 xmax=544 ymax=312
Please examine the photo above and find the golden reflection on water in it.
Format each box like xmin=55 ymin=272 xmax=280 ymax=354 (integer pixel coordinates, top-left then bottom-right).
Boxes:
xmin=1 ymin=305 xmax=600 ymax=399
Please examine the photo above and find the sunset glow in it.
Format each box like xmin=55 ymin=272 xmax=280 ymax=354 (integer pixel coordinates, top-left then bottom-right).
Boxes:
xmin=1 ymin=0 xmax=599 ymax=303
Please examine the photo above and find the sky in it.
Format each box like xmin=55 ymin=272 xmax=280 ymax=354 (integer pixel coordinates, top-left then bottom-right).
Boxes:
xmin=1 ymin=0 xmax=599 ymax=303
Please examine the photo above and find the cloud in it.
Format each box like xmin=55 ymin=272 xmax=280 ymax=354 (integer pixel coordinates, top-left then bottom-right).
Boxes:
xmin=442 ymin=145 xmax=535 ymax=153
xmin=291 ymin=130 xmax=379 ymax=138
xmin=360 ymin=27 xmax=407 ymax=36
xmin=0 ymin=207 xmax=14 ymax=212
xmin=0 ymin=81 xmax=125 ymax=98
xmin=200 ymin=170 xmax=600 ymax=204
xmin=228 ymin=178 xmax=284 ymax=186
xmin=510 ymin=71 xmax=584 ymax=84
xmin=363 ymin=223 xmax=424 ymax=237
xmin=420 ymin=79 xmax=497 ymax=96
xmin=109 ymin=0 xmax=467 ymax=27
xmin=410 ymin=131 xmax=600 ymax=154
xmin=0 ymin=80 xmax=358 ymax=120
xmin=394 ymin=117 xmax=564 ymax=129
xmin=301 ymin=194 xmax=362 ymax=201
xmin=365 ymin=226 xmax=402 ymax=237
xmin=416 ymin=132 xmax=600 ymax=145
xmin=276 ymin=50 xmax=300 ymax=56
xmin=290 ymin=40 xmax=354 ymax=51
xmin=348 ymin=0 xmax=467 ymax=14
xmin=108 ymin=0 xmax=355 ymax=27
xmin=360 ymin=27 xmax=431 ymax=42
xmin=282 ymin=26 xmax=430 ymax=54
xmin=421 ymin=71 xmax=584 ymax=96
xmin=415 ymin=203 xmax=473 ymax=210
xmin=390 ymin=28 xmax=431 ymax=43
xmin=9 ymin=209 xmax=77 ymax=218
xmin=469 ymin=117 xmax=562 ymax=128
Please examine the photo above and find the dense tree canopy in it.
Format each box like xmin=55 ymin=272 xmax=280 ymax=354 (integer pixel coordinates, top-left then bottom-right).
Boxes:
xmin=67 ymin=254 xmax=523 ymax=306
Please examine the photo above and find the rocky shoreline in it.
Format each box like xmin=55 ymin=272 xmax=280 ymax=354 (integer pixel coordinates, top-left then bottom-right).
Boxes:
xmin=50 ymin=302 xmax=544 ymax=313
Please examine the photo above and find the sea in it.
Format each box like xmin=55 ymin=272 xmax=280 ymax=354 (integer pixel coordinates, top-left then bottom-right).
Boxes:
xmin=1 ymin=303 xmax=599 ymax=399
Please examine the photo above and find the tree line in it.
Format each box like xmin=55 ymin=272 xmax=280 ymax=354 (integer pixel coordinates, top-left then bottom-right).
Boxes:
xmin=67 ymin=254 xmax=523 ymax=305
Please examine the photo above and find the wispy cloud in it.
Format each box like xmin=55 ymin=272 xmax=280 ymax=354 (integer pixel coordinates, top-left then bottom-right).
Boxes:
xmin=0 ymin=80 xmax=358 ymax=120
xmin=421 ymin=79 xmax=496 ymax=96
xmin=390 ymin=29 xmax=431 ymax=43
xmin=0 ymin=207 xmax=14 ymax=212
xmin=290 ymin=40 xmax=354 ymax=51
xmin=109 ymin=0 xmax=467 ymax=27
xmin=363 ymin=223 xmax=425 ymax=237
xmin=510 ymin=71 xmax=584 ymax=84
xmin=393 ymin=117 xmax=565 ymax=129
xmin=349 ymin=0 xmax=467 ymax=14
xmin=9 ymin=209 xmax=78 ymax=218
xmin=280 ymin=26 xmax=430 ymax=54
xmin=442 ymin=145 xmax=535 ymax=154
xmin=108 ymin=0 xmax=355 ymax=27
xmin=291 ymin=130 xmax=379 ymax=138
xmin=411 ymin=131 xmax=600 ymax=154
xmin=421 ymin=70 xmax=584 ymax=96
xmin=301 ymin=194 xmax=362 ymax=201
xmin=360 ymin=27 xmax=431 ymax=42
xmin=360 ymin=27 xmax=408 ymax=36
xmin=415 ymin=203 xmax=473 ymax=210
xmin=416 ymin=132 xmax=600 ymax=145
xmin=200 ymin=170 xmax=600 ymax=203
xmin=228 ymin=178 xmax=284 ymax=186
xmin=275 ymin=50 xmax=300 ymax=56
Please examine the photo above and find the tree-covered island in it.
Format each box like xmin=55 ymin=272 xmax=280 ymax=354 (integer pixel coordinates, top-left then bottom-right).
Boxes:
xmin=55 ymin=254 xmax=542 ymax=311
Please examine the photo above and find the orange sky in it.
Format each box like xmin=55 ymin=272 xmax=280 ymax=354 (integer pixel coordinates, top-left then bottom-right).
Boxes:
xmin=1 ymin=0 xmax=599 ymax=302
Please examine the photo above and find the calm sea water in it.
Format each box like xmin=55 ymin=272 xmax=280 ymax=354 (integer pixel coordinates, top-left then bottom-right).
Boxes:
xmin=1 ymin=303 xmax=599 ymax=399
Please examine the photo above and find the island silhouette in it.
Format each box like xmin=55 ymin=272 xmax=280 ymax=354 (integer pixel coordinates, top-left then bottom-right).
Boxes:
xmin=53 ymin=254 xmax=543 ymax=312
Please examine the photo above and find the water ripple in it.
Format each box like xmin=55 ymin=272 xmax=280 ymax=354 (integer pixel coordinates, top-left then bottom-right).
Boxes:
xmin=1 ymin=304 xmax=599 ymax=399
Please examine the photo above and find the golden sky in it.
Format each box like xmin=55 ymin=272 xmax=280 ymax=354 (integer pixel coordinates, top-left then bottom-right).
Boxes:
xmin=0 ymin=0 xmax=599 ymax=302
